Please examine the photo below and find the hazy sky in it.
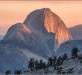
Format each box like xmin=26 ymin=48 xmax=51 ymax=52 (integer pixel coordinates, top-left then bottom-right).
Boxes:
xmin=0 ymin=1 xmax=82 ymax=37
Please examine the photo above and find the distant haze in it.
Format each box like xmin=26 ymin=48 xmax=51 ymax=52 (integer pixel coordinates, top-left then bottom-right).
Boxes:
xmin=0 ymin=1 xmax=82 ymax=36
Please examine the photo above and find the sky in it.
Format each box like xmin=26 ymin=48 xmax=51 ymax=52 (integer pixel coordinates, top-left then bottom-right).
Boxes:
xmin=0 ymin=1 xmax=82 ymax=37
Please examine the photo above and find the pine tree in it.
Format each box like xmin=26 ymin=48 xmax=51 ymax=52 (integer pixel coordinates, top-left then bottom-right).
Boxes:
xmin=52 ymin=56 xmax=57 ymax=70
xmin=43 ymin=62 xmax=46 ymax=70
xmin=39 ymin=59 xmax=43 ymax=69
xmin=14 ymin=70 xmax=21 ymax=75
xmin=63 ymin=53 xmax=68 ymax=61
xmin=35 ymin=60 xmax=39 ymax=70
xmin=56 ymin=56 xmax=63 ymax=66
xmin=5 ymin=70 xmax=11 ymax=75
xmin=52 ymin=56 xmax=56 ymax=66
xmin=48 ymin=57 xmax=53 ymax=66
xmin=28 ymin=58 xmax=34 ymax=71
xmin=72 ymin=47 xmax=79 ymax=58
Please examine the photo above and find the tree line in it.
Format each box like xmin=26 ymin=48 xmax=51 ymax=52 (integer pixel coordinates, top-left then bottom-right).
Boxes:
xmin=5 ymin=47 xmax=79 ymax=75
xmin=28 ymin=54 xmax=68 ymax=72
xmin=28 ymin=47 xmax=79 ymax=72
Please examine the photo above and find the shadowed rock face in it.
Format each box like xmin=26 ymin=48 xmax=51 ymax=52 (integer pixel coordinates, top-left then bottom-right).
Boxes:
xmin=24 ymin=8 xmax=73 ymax=48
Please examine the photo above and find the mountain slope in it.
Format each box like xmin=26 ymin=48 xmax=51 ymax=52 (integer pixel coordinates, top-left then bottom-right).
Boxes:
xmin=69 ymin=24 xmax=82 ymax=40
xmin=56 ymin=40 xmax=82 ymax=57
xmin=2 ymin=23 xmax=55 ymax=58
xmin=0 ymin=35 xmax=3 ymax=40
xmin=0 ymin=45 xmax=28 ymax=73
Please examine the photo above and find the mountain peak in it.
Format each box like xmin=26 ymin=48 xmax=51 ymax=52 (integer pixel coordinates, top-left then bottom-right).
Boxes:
xmin=44 ymin=8 xmax=51 ymax=11
xmin=24 ymin=8 xmax=73 ymax=47
xmin=3 ymin=8 xmax=73 ymax=51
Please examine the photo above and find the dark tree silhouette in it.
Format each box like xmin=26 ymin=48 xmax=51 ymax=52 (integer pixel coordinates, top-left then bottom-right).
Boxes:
xmin=52 ymin=56 xmax=57 ymax=70
xmin=35 ymin=60 xmax=39 ymax=70
xmin=52 ymin=56 xmax=57 ymax=66
xmin=5 ymin=70 xmax=11 ymax=75
xmin=43 ymin=62 xmax=49 ymax=74
xmin=63 ymin=53 xmax=68 ymax=61
xmin=39 ymin=59 xmax=43 ymax=69
xmin=48 ymin=57 xmax=53 ymax=66
xmin=56 ymin=56 xmax=63 ymax=66
xmin=43 ymin=62 xmax=46 ymax=71
xmin=14 ymin=70 xmax=21 ymax=75
xmin=28 ymin=58 xmax=34 ymax=71
xmin=72 ymin=47 xmax=79 ymax=58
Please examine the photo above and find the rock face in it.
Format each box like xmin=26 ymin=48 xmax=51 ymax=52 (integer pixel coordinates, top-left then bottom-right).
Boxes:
xmin=24 ymin=8 xmax=73 ymax=48
xmin=69 ymin=24 xmax=82 ymax=40
xmin=44 ymin=8 xmax=73 ymax=45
